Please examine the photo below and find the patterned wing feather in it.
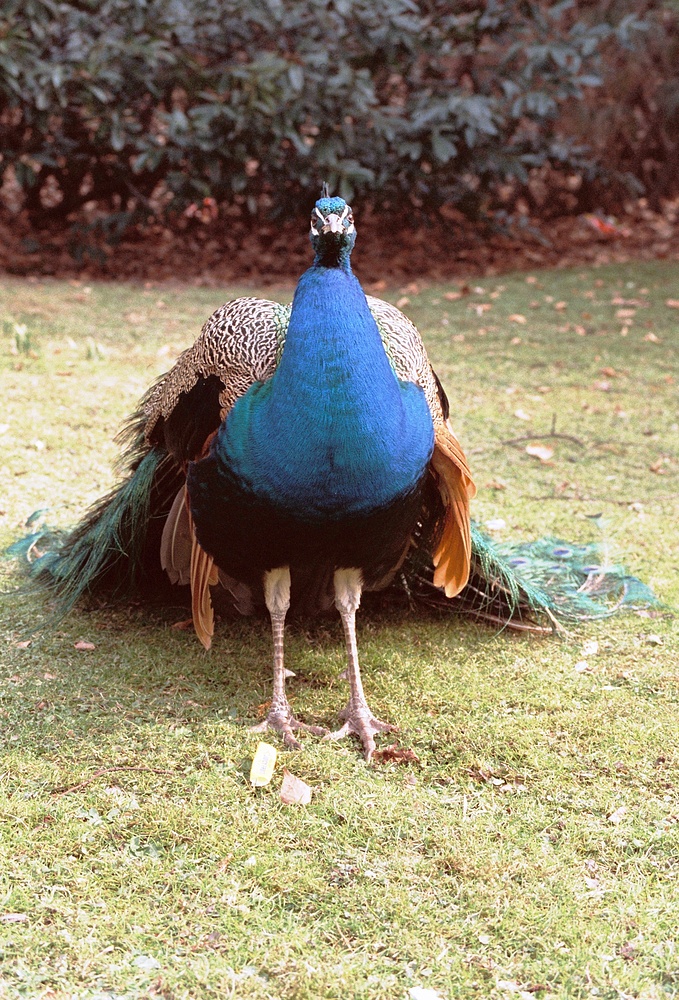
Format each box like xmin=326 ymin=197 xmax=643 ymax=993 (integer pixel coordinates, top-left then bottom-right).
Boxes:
xmin=142 ymin=297 xmax=287 ymax=636
xmin=366 ymin=296 xmax=446 ymax=426
xmin=143 ymin=297 xmax=288 ymax=444
xmin=367 ymin=296 xmax=476 ymax=597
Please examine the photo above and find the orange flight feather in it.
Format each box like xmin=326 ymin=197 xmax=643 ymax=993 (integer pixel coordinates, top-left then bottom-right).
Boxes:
xmin=430 ymin=423 xmax=476 ymax=598
xmin=189 ymin=510 xmax=218 ymax=650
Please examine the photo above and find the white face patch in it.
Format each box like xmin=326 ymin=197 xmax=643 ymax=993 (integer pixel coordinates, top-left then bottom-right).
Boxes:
xmin=311 ymin=207 xmax=324 ymax=234
xmin=310 ymin=203 xmax=355 ymax=238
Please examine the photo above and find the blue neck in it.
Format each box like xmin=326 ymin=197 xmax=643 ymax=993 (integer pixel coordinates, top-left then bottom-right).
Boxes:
xmin=215 ymin=264 xmax=434 ymax=518
xmin=273 ymin=266 xmax=388 ymax=395
xmin=312 ymin=243 xmax=353 ymax=271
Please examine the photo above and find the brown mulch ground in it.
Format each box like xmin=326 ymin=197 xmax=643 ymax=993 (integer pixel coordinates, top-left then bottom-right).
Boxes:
xmin=1 ymin=199 xmax=677 ymax=285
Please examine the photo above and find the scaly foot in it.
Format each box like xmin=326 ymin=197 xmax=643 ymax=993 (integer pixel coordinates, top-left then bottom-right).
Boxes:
xmin=251 ymin=703 xmax=327 ymax=750
xmin=325 ymin=698 xmax=396 ymax=760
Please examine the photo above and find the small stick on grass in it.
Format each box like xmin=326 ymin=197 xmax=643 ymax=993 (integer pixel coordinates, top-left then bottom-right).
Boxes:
xmin=504 ymin=413 xmax=585 ymax=449
xmin=50 ymin=765 xmax=175 ymax=796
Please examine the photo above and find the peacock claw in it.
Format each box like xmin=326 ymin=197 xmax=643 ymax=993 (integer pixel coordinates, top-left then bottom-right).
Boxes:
xmin=325 ymin=700 xmax=396 ymax=761
xmin=250 ymin=708 xmax=327 ymax=751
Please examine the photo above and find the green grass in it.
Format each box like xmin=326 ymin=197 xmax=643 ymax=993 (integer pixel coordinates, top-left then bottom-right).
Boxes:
xmin=1 ymin=263 xmax=678 ymax=1000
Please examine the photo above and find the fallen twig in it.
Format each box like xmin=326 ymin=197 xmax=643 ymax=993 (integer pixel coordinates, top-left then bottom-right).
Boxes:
xmin=528 ymin=494 xmax=670 ymax=507
xmin=50 ymin=765 xmax=175 ymax=796
xmin=503 ymin=432 xmax=585 ymax=448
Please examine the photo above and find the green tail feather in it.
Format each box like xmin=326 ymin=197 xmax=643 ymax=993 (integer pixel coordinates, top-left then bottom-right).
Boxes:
xmin=8 ymin=431 xmax=657 ymax=631
xmin=27 ymin=447 xmax=166 ymax=615
xmin=8 ymin=416 xmax=184 ymax=619
xmin=402 ymin=523 xmax=657 ymax=630
xmin=494 ymin=535 xmax=657 ymax=621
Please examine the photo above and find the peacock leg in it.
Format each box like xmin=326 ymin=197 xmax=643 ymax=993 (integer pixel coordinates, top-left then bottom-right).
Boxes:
xmin=326 ymin=569 xmax=395 ymax=760
xmin=251 ymin=566 xmax=326 ymax=749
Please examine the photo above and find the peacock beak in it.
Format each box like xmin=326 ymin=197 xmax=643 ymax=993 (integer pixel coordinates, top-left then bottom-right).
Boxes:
xmin=321 ymin=213 xmax=344 ymax=235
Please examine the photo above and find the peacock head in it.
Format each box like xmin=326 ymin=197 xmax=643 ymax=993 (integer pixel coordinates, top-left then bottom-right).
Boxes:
xmin=309 ymin=193 xmax=356 ymax=268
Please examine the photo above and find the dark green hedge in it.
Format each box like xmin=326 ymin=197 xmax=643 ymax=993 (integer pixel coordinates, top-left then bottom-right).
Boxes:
xmin=0 ymin=0 xmax=659 ymax=229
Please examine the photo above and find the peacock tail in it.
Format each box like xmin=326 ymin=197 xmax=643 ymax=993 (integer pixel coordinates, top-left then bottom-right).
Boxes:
xmin=6 ymin=218 xmax=657 ymax=636
xmin=8 ymin=413 xmax=184 ymax=618
xmin=10 ymin=459 xmax=656 ymax=633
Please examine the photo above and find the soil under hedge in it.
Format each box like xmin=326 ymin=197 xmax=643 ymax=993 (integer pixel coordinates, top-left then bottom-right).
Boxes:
xmin=2 ymin=199 xmax=678 ymax=285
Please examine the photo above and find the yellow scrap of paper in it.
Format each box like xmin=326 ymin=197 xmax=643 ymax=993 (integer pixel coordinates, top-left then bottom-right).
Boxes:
xmin=250 ymin=742 xmax=277 ymax=787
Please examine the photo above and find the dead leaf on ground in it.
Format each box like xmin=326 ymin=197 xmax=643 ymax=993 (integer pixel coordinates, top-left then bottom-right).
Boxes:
xmin=608 ymin=805 xmax=628 ymax=825
xmin=485 ymin=518 xmax=506 ymax=531
xmin=616 ymin=308 xmax=636 ymax=319
xmin=443 ymin=290 xmax=462 ymax=301
xmin=14 ymin=640 xmax=31 ymax=648
xmin=372 ymin=743 xmax=422 ymax=765
xmin=496 ymin=982 xmax=538 ymax=1000
xmin=171 ymin=618 xmax=194 ymax=630
xmin=514 ymin=409 xmax=531 ymax=421
xmin=665 ymin=299 xmax=679 ymax=308
xmin=0 ymin=913 xmax=28 ymax=923
xmin=280 ymin=769 xmax=312 ymax=805
xmin=644 ymin=332 xmax=661 ymax=343
xmin=508 ymin=313 xmax=527 ymax=323
xmin=554 ymin=301 xmax=567 ymax=311
xmin=525 ymin=443 xmax=554 ymax=463
xmin=485 ymin=478 xmax=507 ymax=490
xmin=649 ymin=458 xmax=666 ymax=474
xmin=396 ymin=296 xmax=410 ymax=309
xmin=74 ymin=640 xmax=95 ymax=651
xmin=408 ymin=987 xmax=444 ymax=1000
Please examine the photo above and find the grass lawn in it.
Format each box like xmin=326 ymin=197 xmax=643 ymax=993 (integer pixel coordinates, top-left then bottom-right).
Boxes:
xmin=1 ymin=261 xmax=678 ymax=1000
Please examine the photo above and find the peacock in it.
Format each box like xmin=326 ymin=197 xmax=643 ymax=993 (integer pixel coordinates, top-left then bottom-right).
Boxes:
xmin=12 ymin=190 xmax=656 ymax=759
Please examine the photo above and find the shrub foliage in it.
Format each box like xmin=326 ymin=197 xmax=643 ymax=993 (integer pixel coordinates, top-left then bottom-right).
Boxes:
xmin=0 ymin=0 xmax=673 ymax=230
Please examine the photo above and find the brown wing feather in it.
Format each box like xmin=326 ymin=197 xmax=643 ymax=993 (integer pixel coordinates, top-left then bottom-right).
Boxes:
xmin=430 ymin=423 xmax=477 ymax=598
xmin=160 ymin=485 xmax=192 ymax=585
xmin=189 ymin=512 xmax=218 ymax=650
